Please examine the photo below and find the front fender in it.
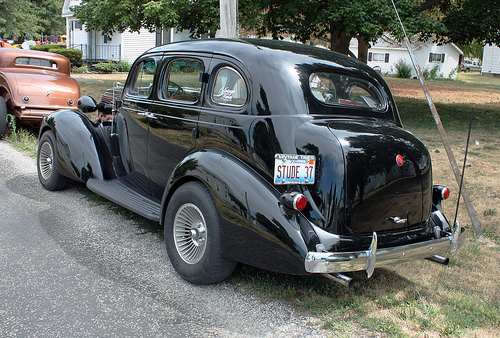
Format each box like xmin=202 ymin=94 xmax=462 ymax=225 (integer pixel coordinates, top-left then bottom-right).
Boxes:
xmin=40 ymin=109 xmax=114 ymax=182
xmin=162 ymin=150 xmax=323 ymax=275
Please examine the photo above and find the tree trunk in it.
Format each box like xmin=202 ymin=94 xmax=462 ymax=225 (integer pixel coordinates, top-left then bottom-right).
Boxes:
xmin=329 ymin=30 xmax=352 ymax=55
xmin=357 ymin=36 xmax=369 ymax=63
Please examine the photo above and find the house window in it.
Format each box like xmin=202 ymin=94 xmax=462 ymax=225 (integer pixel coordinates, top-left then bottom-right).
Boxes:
xmin=73 ymin=21 xmax=82 ymax=30
xmin=103 ymin=35 xmax=112 ymax=44
xmin=429 ymin=53 xmax=445 ymax=63
xmin=368 ymin=52 xmax=390 ymax=63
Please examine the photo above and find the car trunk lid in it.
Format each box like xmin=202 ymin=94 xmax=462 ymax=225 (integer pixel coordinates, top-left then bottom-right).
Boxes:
xmin=328 ymin=119 xmax=432 ymax=234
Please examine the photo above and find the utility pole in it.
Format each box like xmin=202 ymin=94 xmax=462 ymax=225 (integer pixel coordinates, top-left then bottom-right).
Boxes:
xmin=219 ymin=0 xmax=238 ymax=38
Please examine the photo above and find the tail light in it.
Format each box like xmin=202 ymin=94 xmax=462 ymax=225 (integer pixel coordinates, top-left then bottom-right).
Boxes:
xmin=280 ymin=191 xmax=307 ymax=211
xmin=433 ymin=185 xmax=450 ymax=201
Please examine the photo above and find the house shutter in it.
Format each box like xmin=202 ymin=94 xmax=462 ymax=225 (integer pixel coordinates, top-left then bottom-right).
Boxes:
xmin=368 ymin=52 xmax=372 ymax=61
xmin=429 ymin=53 xmax=433 ymax=62
xmin=385 ymin=53 xmax=390 ymax=63
xmin=441 ymin=54 xmax=445 ymax=63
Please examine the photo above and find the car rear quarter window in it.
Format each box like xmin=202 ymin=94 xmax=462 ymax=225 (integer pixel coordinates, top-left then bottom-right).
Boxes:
xmin=15 ymin=57 xmax=58 ymax=69
xmin=162 ymin=59 xmax=204 ymax=103
xmin=309 ymin=72 xmax=384 ymax=110
xmin=211 ymin=67 xmax=247 ymax=106
xmin=129 ymin=59 xmax=156 ymax=97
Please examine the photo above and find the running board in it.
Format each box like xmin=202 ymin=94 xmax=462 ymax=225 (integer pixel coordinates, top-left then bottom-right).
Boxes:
xmin=87 ymin=178 xmax=161 ymax=222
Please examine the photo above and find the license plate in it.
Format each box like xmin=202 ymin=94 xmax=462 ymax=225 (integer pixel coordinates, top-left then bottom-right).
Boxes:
xmin=274 ymin=154 xmax=316 ymax=185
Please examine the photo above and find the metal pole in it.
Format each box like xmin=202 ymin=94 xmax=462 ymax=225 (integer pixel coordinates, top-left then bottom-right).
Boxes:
xmin=390 ymin=1 xmax=483 ymax=237
xmin=219 ymin=0 xmax=239 ymax=38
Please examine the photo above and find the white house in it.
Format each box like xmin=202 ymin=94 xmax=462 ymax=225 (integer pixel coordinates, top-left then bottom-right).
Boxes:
xmin=350 ymin=35 xmax=463 ymax=79
xmin=62 ymin=0 xmax=190 ymax=63
xmin=481 ymin=44 xmax=500 ymax=76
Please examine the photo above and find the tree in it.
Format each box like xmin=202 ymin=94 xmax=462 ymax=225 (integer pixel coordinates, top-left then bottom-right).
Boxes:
xmin=240 ymin=0 xmax=449 ymax=62
xmin=72 ymin=0 xmax=500 ymax=62
xmin=0 ymin=0 xmax=40 ymax=40
xmin=444 ymin=0 xmax=500 ymax=47
xmin=0 ymin=0 xmax=65 ymax=42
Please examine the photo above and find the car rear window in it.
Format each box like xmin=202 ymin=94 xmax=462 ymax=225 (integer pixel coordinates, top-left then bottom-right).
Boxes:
xmin=15 ymin=57 xmax=58 ymax=69
xmin=211 ymin=67 xmax=247 ymax=106
xmin=309 ymin=72 xmax=384 ymax=110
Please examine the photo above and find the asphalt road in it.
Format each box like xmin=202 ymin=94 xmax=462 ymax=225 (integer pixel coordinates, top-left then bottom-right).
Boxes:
xmin=0 ymin=140 xmax=326 ymax=337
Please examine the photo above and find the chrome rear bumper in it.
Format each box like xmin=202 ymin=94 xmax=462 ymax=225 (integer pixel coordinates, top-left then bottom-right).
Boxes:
xmin=305 ymin=226 xmax=466 ymax=277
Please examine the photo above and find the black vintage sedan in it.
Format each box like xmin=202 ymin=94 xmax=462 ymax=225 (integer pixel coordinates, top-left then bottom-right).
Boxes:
xmin=37 ymin=39 xmax=464 ymax=287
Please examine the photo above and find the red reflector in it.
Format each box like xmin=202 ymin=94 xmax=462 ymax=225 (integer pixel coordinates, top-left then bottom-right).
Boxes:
xmin=396 ymin=155 xmax=404 ymax=166
xmin=293 ymin=194 xmax=307 ymax=211
xmin=442 ymin=188 xmax=450 ymax=200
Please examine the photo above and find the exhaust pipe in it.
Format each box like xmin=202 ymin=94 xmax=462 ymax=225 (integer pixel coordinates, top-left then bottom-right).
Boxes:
xmin=426 ymin=255 xmax=449 ymax=266
xmin=322 ymin=273 xmax=355 ymax=288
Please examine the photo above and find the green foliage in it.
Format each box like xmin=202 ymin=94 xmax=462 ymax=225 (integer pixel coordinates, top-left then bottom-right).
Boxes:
xmin=0 ymin=0 xmax=65 ymax=39
xmin=444 ymin=0 xmax=500 ymax=46
xmin=4 ymin=116 xmax=38 ymax=157
xmin=458 ymin=40 xmax=485 ymax=59
xmin=31 ymin=44 xmax=83 ymax=65
xmin=51 ymin=48 xmax=83 ymax=66
xmin=95 ymin=60 xmax=130 ymax=73
xmin=30 ymin=44 xmax=66 ymax=52
xmin=71 ymin=65 xmax=91 ymax=73
xmin=394 ymin=59 xmax=412 ymax=78
xmin=484 ymin=209 xmax=497 ymax=217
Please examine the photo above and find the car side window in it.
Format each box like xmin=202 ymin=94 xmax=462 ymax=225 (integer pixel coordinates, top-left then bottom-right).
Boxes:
xmin=211 ymin=67 xmax=247 ymax=106
xmin=309 ymin=72 xmax=384 ymax=110
xmin=129 ymin=59 xmax=156 ymax=97
xmin=163 ymin=59 xmax=204 ymax=103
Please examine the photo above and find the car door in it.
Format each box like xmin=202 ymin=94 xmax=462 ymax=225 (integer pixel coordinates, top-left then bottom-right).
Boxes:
xmin=147 ymin=55 xmax=212 ymax=201
xmin=118 ymin=54 xmax=161 ymax=197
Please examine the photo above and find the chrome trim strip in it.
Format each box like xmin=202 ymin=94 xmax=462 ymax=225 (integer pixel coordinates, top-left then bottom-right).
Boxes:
xmin=305 ymin=227 xmax=466 ymax=275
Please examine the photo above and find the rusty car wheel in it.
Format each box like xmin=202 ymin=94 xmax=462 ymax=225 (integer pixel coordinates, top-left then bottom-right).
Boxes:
xmin=164 ymin=182 xmax=236 ymax=284
xmin=37 ymin=130 xmax=69 ymax=191
xmin=0 ymin=96 xmax=7 ymax=139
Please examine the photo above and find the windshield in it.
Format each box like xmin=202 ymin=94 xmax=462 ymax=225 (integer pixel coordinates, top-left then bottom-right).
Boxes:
xmin=309 ymin=72 xmax=385 ymax=111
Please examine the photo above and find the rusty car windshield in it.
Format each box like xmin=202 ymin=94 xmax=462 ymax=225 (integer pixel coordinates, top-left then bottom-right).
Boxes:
xmin=309 ymin=72 xmax=385 ymax=111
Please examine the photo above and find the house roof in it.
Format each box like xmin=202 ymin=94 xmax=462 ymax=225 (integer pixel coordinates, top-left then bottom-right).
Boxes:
xmin=62 ymin=0 xmax=81 ymax=17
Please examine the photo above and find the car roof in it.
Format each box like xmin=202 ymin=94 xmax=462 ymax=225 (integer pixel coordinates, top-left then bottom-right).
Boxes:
xmin=144 ymin=38 xmax=376 ymax=74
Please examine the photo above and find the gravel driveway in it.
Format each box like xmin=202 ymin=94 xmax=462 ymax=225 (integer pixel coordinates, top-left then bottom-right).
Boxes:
xmin=0 ymin=140 xmax=327 ymax=337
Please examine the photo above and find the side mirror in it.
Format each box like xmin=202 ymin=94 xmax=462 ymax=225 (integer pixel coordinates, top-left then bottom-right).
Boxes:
xmin=77 ymin=96 xmax=97 ymax=113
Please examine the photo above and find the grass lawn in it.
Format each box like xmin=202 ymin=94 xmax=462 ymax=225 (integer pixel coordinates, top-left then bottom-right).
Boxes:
xmin=5 ymin=71 xmax=500 ymax=337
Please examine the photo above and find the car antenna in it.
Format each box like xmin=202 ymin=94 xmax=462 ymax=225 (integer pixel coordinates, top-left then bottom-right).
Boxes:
xmin=453 ymin=104 xmax=475 ymax=230
xmin=389 ymin=0 xmax=484 ymax=237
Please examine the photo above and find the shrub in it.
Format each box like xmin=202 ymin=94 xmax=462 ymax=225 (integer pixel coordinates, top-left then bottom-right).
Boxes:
xmin=95 ymin=60 xmax=118 ymax=73
xmin=50 ymin=48 xmax=83 ymax=66
xmin=71 ymin=65 xmax=91 ymax=73
xmin=116 ymin=60 xmax=131 ymax=72
xmin=429 ymin=64 xmax=442 ymax=79
xmin=394 ymin=59 xmax=412 ymax=78
xmin=30 ymin=44 xmax=66 ymax=52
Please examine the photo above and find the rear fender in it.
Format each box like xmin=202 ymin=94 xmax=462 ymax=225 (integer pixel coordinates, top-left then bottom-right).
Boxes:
xmin=40 ymin=109 xmax=114 ymax=182
xmin=161 ymin=150 xmax=323 ymax=275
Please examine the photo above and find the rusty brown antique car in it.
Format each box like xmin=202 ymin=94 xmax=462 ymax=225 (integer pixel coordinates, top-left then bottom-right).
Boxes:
xmin=0 ymin=48 xmax=80 ymax=138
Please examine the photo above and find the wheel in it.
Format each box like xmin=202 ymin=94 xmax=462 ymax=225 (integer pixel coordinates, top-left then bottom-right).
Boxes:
xmin=0 ymin=96 xmax=7 ymax=139
xmin=37 ymin=130 xmax=70 ymax=191
xmin=164 ymin=181 xmax=237 ymax=284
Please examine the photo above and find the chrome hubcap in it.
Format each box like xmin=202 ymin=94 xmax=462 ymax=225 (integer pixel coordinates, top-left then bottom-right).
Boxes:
xmin=173 ymin=203 xmax=207 ymax=264
xmin=39 ymin=141 xmax=54 ymax=180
